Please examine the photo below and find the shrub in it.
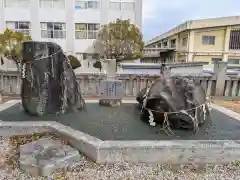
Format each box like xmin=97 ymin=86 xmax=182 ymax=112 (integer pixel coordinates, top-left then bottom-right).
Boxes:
xmin=93 ymin=61 xmax=102 ymax=71
xmin=67 ymin=55 xmax=81 ymax=69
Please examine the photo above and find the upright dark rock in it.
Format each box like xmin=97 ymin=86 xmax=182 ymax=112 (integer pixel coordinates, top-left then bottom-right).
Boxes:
xmin=21 ymin=41 xmax=85 ymax=116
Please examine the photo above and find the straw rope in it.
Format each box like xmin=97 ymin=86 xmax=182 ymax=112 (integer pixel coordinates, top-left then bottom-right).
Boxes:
xmin=142 ymin=100 xmax=211 ymax=136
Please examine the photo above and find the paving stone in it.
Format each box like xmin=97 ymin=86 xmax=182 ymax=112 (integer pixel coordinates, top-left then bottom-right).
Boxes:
xmin=99 ymin=98 xmax=122 ymax=107
xmin=19 ymin=137 xmax=81 ymax=177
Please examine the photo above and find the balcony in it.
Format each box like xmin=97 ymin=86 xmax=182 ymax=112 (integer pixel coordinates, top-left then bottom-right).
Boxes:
xmin=143 ymin=47 xmax=175 ymax=57
xmin=170 ymin=44 xmax=176 ymax=48
xmin=143 ymin=48 xmax=160 ymax=57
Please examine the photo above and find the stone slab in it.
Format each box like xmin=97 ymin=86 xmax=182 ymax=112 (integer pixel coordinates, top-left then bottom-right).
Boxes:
xmin=99 ymin=78 xmax=124 ymax=98
xmin=49 ymin=123 xmax=102 ymax=162
xmin=19 ymin=137 xmax=81 ymax=177
xmin=99 ymin=98 xmax=122 ymax=107
xmin=0 ymin=121 xmax=53 ymax=137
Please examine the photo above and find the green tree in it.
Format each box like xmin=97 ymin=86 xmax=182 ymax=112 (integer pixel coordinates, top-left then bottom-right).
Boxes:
xmin=93 ymin=19 xmax=144 ymax=62
xmin=67 ymin=55 xmax=81 ymax=69
xmin=0 ymin=29 xmax=32 ymax=65
xmin=93 ymin=61 xmax=102 ymax=71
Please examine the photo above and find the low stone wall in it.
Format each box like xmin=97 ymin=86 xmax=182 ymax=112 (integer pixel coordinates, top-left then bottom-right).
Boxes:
xmin=0 ymin=72 xmax=216 ymax=97
xmin=1 ymin=118 xmax=240 ymax=165
xmin=0 ymin=99 xmax=240 ymax=165
xmin=0 ymin=62 xmax=239 ymax=98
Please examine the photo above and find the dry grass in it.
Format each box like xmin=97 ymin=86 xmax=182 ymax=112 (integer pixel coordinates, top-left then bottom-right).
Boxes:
xmin=1 ymin=132 xmax=68 ymax=169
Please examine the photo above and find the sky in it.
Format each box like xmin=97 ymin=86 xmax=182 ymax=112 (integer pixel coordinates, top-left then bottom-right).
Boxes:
xmin=142 ymin=0 xmax=240 ymax=41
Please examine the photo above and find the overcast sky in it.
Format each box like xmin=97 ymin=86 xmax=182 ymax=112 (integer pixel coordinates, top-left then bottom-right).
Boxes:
xmin=142 ymin=0 xmax=240 ymax=41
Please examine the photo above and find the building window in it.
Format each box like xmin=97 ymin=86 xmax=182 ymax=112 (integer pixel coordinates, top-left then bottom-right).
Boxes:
xmin=228 ymin=59 xmax=240 ymax=64
xmin=110 ymin=2 xmax=121 ymax=10
xmin=229 ymin=30 xmax=240 ymax=50
xmin=211 ymin=58 xmax=222 ymax=64
xmin=182 ymin=37 xmax=187 ymax=46
xmin=110 ymin=1 xmax=134 ymax=10
xmin=170 ymin=39 xmax=176 ymax=48
xmin=40 ymin=22 xmax=66 ymax=39
xmin=75 ymin=23 xmax=100 ymax=39
xmin=4 ymin=0 xmax=29 ymax=8
xmin=39 ymin=0 xmax=65 ymax=8
xmin=121 ymin=2 xmax=134 ymax=10
xmin=6 ymin=21 xmax=31 ymax=36
xmin=202 ymin=36 xmax=215 ymax=45
xmin=75 ymin=1 xmax=100 ymax=9
xmin=163 ymin=41 xmax=168 ymax=47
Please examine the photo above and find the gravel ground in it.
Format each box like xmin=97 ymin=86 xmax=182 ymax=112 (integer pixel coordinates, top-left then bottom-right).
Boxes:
xmin=1 ymin=137 xmax=240 ymax=180
xmin=0 ymin=156 xmax=240 ymax=180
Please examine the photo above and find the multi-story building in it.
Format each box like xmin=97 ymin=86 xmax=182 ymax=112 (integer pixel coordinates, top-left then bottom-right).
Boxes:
xmin=144 ymin=16 xmax=240 ymax=64
xmin=0 ymin=0 xmax=142 ymax=62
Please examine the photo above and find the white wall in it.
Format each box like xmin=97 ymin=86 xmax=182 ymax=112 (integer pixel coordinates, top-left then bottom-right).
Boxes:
xmin=0 ymin=0 xmax=142 ymax=55
xmin=120 ymin=68 xmax=161 ymax=75
xmin=170 ymin=66 xmax=203 ymax=74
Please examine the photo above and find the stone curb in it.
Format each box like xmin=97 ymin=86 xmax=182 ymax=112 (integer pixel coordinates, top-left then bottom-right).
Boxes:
xmin=1 ymin=121 xmax=240 ymax=164
xmin=97 ymin=140 xmax=240 ymax=164
xmin=1 ymin=100 xmax=240 ymax=164
xmin=211 ymin=103 xmax=240 ymax=121
xmin=0 ymin=100 xmax=21 ymax=122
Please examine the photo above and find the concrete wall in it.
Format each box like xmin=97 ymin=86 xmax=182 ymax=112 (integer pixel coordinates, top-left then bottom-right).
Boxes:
xmin=194 ymin=28 xmax=225 ymax=52
xmin=169 ymin=66 xmax=203 ymax=74
xmin=0 ymin=62 xmax=239 ymax=98
xmin=177 ymin=31 xmax=188 ymax=52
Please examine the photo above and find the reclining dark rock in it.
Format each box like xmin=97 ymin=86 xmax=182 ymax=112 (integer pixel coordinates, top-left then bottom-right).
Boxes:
xmin=136 ymin=76 xmax=210 ymax=132
xmin=20 ymin=41 xmax=85 ymax=116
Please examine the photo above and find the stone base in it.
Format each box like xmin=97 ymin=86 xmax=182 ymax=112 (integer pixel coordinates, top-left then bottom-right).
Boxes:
xmin=19 ymin=137 xmax=81 ymax=177
xmin=99 ymin=99 xmax=122 ymax=108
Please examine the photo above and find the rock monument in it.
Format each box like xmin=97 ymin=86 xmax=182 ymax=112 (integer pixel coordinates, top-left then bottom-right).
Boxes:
xmin=20 ymin=41 xmax=85 ymax=116
xmin=99 ymin=59 xmax=124 ymax=107
xmin=136 ymin=76 xmax=211 ymax=133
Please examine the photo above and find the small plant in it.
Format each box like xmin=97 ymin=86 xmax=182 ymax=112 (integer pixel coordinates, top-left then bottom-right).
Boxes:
xmin=93 ymin=60 xmax=102 ymax=71
xmin=67 ymin=55 xmax=81 ymax=69
xmin=0 ymin=29 xmax=32 ymax=69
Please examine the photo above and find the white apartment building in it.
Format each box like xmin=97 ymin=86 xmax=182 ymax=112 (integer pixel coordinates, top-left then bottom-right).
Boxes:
xmin=0 ymin=0 xmax=142 ymax=62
